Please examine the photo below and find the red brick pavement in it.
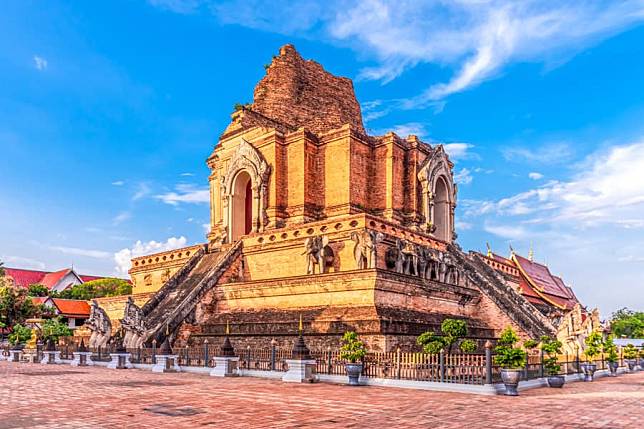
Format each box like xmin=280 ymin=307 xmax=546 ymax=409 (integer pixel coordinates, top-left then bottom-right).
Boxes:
xmin=0 ymin=362 xmax=642 ymax=428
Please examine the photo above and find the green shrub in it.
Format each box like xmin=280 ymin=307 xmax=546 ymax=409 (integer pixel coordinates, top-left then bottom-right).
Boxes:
xmin=540 ymin=336 xmax=563 ymax=375
xmin=53 ymin=278 xmax=131 ymax=300
xmin=459 ymin=339 xmax=477 ymax=353
xmin=603 ymin=335 xmax=618 ymax=364
xmin=493 ymin=327 xmax=527 ymax=369
xmin=584 ymin=331 xmax=603 ymax=361
xmin=41 ymin=317 xmax=73 ymax=343
xmin=8 ymin=324 xmax=32 ymax=346
xmin=27 ymin=284 xmax=49 ymax=297
xmin=623 ymin=343 xmax=638 ymax=360
xmin=339 ymin=331 xmax=367 ymax=363
xmin=417 ymin=318 xmax=470 ymax=355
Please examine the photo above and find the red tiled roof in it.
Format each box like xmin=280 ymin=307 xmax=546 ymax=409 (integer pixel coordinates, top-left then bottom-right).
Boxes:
xmin=4 ymin=268 xmax=48 ymax=288
xmin=30 ymin=296 xmax=48 ymax=305
xmin=3 ymin=267 xmax=127 ymax=289
xmin=50 ymin=299 xmax=90 ymax=318
xmin=41 ymin=269 xmax=73 ymax=289
xmin=513 ymin=254 xmax=578 ymax=310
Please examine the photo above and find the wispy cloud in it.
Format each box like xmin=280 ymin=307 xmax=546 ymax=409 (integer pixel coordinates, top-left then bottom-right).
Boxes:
xmin=132 ymin=182 xmax=151 ymax=201
xmin=454 ymin=168 xmax=473 ymax=185
xmin=156 ymin=183 xmax=209 ymax=205
xmin=174 ymin=0 xmax=644 ymax=108
xmin=180 ymin=172 xmax=195 ymax=177
xmin=147 ymin=0 xmax=201 ymax=14
xmin=502 ymin=142 xmax=574 ymax=164
xmin=48 ymin=245 xmax=111 ymax=259
xmin=443 ymin=143 xmax=476 ymax=162
xmin=113 ymin=211 xmax=131 ymax=225
xmin=111 ymin=180 xmax=125 ymax=186
xmin=528 ymin=172 xmax=544 ymax=180
xmin=33 ymin=55 xmax=48 ymax=71
xmin=1 ymin=255 xmax=46 ymax=270
xmin=113 ymin=236 xmax=188 ymax=275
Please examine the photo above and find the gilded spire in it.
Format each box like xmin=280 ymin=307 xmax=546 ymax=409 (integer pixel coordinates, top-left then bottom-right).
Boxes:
xmin=486 ymin=242 xmax=492 ymax=258
xmin=528 ymin=242 xmax=534 ymax=262
xmin=298 ymin=314 xmax=303 ymax=335
xmin=226 ymin=320 xmax=230 ymax=335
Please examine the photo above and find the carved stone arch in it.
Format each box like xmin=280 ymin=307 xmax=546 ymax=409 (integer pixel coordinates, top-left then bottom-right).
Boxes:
xmin=220 ymin=139 xmax=271 ymax=242
xmin=417 ymin=145 xmax=456 ymax=242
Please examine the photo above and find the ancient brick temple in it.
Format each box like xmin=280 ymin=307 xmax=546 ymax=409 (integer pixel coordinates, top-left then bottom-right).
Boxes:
xmin=107 ymin=45 xmax=574 ymax=352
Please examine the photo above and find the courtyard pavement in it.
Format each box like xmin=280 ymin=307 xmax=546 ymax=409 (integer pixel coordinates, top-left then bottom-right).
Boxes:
xmin=0 ymin=361 xmax=642 ymax=428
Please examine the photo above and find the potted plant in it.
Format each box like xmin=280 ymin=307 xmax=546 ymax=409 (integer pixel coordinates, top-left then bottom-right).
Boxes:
xmin=623 ymin=344 xmax=638 ymax=371
xmin=540 ymin=335 xmax=565 ymax=387
xmin=581 ymin=331 xmax=602 ymax=381
xmin=603 ymin=336 xmax=619 ymax=377
xmin=494 ymin=327 xmax=527 ymax=396
xmin=339 ymin=331 xmax=367 ymax=386
xmin=639 ymin=348 xmax=644 ymax=370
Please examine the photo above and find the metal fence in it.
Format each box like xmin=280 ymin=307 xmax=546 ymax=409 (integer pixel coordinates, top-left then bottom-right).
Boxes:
xmin=2 ymin=343 xmax=631 ymax=386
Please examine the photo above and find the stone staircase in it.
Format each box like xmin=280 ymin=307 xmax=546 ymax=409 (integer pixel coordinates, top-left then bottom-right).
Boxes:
xmin=447 ymin=244 xmax=555 ymax=339
xmin=141 ymin=241 xmax=243 ymax=345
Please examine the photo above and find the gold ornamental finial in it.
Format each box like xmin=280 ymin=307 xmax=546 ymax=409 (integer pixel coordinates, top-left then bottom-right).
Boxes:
xmin=509 ymin=244 xmax=515 ymax=257
xmin=528 ymin=242 xmax=534 ymax=262
xmin=226 ymin=320 xmax=230 ymax=335
xmin=486 ymin=242 xmax=492 ymax=258
xmin=298 ymin=314 xmax=303 ymax=335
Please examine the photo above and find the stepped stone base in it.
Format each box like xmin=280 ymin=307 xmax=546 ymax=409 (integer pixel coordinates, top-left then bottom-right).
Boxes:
xmin=108 ymin=353 xmax=133 ymax=369
xmin=282 ymin=359 xmax=319 ymax=383
xmin=210 ymin=356 xmax=240 ymax=377
xmin=151 ymin=355 xmax=181 ymax=373
xmin=41 ymin=351 xmax=62 ymax=365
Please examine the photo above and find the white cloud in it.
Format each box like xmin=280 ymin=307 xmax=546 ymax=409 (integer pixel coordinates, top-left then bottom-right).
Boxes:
xmin=455 ymin=221 xmax=472 ymax=231
xmin=113 ymin=211 xmax=131 ymax=225
xmin=528 ymin=172 xmax=544 ymax=180
xmin=180 ymin=172 xmax=195 ymax=177
xmin=48 ymin=245 xmax=111 ymax=259
xmin=454 ymin=168 xmax=473 ymax=185
xmin=156 ymin=184 xmax=210 ymax=205
xmin=443 ymin=143 xmax=475 ymax=162
xmin=111 ymin=180 xmax=125 ymax=186
xmin=197 ymin=0 xmax=644 ymax=105
xmin=147 ymin=0 xmax=201 ymax=14
xmin=33 ymin=55 xmax=48 ymax=71
xmin=132 ymin=182 xmax=151 ymax=201
xmin=1 ymin=255 xmax=46 ymax=270
xmin=483 ymin=223 xmax=529 ymax=240
xmin=502 ymin=142 xmax=574 ymax=164
xmin=114 ymin=236 xmax=188 ymax=275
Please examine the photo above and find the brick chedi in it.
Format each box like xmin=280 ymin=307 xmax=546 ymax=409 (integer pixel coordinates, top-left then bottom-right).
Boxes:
xmin=98 ymin=44 xmax=594 ymax=354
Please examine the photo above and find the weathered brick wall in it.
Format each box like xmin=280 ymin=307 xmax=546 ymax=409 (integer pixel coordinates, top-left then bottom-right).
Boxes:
xmin=252 ymin=44 xmax=365 ymax=136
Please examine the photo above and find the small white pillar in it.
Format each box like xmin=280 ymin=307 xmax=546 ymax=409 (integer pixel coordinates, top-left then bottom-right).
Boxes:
xmin=151 ymin=354 xmax=181 ymax=373
xmin=107 ymin=353 xmax=133 ymax=369
xmin=9 ymin=349 xmax=23 ymax=363
xmin=70 ymin=352 xmax=93 ymax=367
xmin=41 ymin=351 xmax=62 ymax=365
xmin=282 ymin=359 xmax=319 ymax=383
xmin=210 ymin=356 xmax=240 ymax=377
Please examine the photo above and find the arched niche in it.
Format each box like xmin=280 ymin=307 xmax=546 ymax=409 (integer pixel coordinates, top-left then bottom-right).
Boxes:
xmin=230 ymin=170 xmax=253 ymax=241
xmin=417 ymin=145 xmax=457 ymax=243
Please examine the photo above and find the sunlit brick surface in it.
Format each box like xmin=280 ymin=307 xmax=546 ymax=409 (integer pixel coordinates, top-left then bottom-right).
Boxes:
xmin=1 ymin=362 xmax=642 ymax=428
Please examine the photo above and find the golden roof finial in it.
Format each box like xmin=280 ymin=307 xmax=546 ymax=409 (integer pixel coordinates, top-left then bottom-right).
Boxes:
xmin=509 ymin=244 xmax=515 ymax=257
xmin=226 ymin=320 xmax=230 ymax=335
xmin=486 ymin=242 xmax=492 ymax=258
xmin=528 ymin=242 xmax=534 ymax=262
xmin=298 ymin=314 xmax=303 ymax=335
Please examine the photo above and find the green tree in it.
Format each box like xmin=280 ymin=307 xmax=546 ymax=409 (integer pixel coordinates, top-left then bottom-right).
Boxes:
xmin=41 ymin=317 xmax=73 ymax=343
xmin=584 ymin=331 xmax=603 ymax=362
xmin=339 ymin=331 xmax=367 ymax=363
xmin=603 ymin=335 xmax=619 ymax=363
xmin=27 ymin=284 xmax=50 ymax=297
xmin=540 ymin=335 xmax=563 ymax=375
xmin=610 ymin=308 xmax=644 ymax=338
xmin=0 ymin=285 xmax=39 ymax=328
xmin=8 ymin=323 xmax=32 ymax=346
xmin=417 ymin=318 xmax=473 ymax=354
xmin=53 ymin=278 xmax=131 ymax=300
xmin=0 ymin=260 xmax=5 ymax=277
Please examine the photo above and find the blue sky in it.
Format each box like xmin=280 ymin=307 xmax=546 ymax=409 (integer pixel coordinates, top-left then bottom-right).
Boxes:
xmin=1 ymin=0 xmax=643 ymax=317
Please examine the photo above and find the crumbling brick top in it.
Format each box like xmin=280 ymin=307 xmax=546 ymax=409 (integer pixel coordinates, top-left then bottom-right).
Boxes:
xmin=250 ymin=44 xmax=365 ymax=137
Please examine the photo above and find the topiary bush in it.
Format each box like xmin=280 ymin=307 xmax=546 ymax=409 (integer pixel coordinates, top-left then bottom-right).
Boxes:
xmin=494 ymin=327 xmax=527 ymax=369
xmin=540 ymin=335 xmax=563 ymax=376
xmin=339 ymin=331 xmax=367 ymax=363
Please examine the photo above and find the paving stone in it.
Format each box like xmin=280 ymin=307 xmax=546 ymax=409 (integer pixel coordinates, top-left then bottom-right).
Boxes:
xmin=0 ymin=362 xmax=642 ymax=428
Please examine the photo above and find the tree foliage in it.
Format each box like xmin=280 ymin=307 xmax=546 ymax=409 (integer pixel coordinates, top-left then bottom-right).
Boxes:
xmin=8 ymin=323 xmax=32 ymax=345
xmin=540 ymin=335 xmax=563 ymax=375
xmin=584 ymin=331 xmax=603 ymax=361
xmin=493 ymin=327 xmax=527 ymax=369
xmin=339 ymin=331 xmax=367 ymax=363
xmin=53 ymin=278 xmax=131 ymax=300
xmin=623 ymin=343 xmax=638 ymax=359
xmin=602 ymin=335 xmax=619 ymax=363
xmin=610 ymin=308 xmax=644 ymax=338
xmin=0 ymin=285 xmax=41 ymax=328
xmin=41 ymin=317 xmax=72 ymax=343
xmin=417 ymin=318 xmax=473 ymax=355
xmin=27 ymin=284 xmax=50 ymax=297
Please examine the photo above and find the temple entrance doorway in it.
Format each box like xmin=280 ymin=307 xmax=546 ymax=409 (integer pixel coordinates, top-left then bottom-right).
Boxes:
xmin=231 ymin=170 xmax=253 ymax=241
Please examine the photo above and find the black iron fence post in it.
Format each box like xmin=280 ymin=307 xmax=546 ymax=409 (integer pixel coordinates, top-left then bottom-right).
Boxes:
xmin=98 ymin=346 xmax=102 ymax=361
xmin=152 ymin=340 xmax=157 ymax=364
xmin=540 ymin=349 xmax=544 ymax=378
xmin=246 ymin=345 xmax=251 ymax=370
xmin=326 ymin=347 xmax=332 ymax=374
xmin=439 ymin=350 xmax=445 ymax=383
xmin=185 ymin=346 xmax=189 ymax=366
xmin=270 ymin=341 xmax=276 ymax=371
xmin=523 ymin=354 xmax=529 ymax=380
xmin=204 ymin=340 xmax=209 ymax=367
xmin=576 ymin=349 xmax=580 ymax=374
xmin=137 ymin=347 xmax=141 ymax=364
xmin=484 ymin=341 xmax=492 ymax=384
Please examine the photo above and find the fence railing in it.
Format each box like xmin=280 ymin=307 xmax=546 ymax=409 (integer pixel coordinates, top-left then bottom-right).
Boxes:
xmin=1 ymin=343 xmax=632 ymax=386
